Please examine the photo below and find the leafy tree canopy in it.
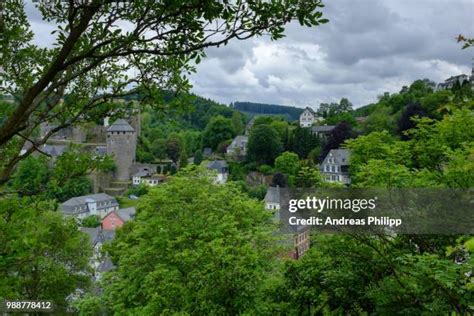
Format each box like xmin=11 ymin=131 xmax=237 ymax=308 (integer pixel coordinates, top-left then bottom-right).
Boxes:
xmin=92 ymin=174 xmax=280 ymax=314
xmin=248 ymin=124 xmax=283 ymax=165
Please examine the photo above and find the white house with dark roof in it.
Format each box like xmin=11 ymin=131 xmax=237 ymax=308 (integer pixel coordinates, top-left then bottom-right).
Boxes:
xmin=132 ymin=170 xmax=166 ymax=186
xmin=207 ymin=160 xmax=228 ymax=184
xmin=299 ymin=107 xmax=320 ymax=127
xmin=320 ymin=149 xmax=351 ymax=184
xmin=79 ymin=227 xmax=116 ymax=280
xmin=264 ymin=186 xmax=281 ymax=210
xmin=61 ymin=193 xmax=119 ymax=219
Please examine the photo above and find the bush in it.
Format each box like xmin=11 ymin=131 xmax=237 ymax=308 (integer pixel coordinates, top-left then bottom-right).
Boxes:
xmin=257 ymin=164 xmax=273 ymax=175
xmin=81 ymin=215 xmax=101 ymax=228
xmin=126 ymin=183 xmax=149 ymax=197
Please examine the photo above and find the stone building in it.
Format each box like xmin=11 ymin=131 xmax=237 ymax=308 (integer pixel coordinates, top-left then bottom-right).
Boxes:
xmin=106 ymin=119 xmax=137 ymax=181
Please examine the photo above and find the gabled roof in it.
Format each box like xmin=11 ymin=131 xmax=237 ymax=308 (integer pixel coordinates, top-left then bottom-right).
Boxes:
xmin=133 ymin=170 xmax=152 ymax=177
xmin=303 ymin=107 xmax=316 ymax=115
xmin=116 ymin=207 xmax=136 ymax=222
xmin=323 ymin=149 xmax=351 ymax=166
xmin=80 ymin=227 xmax=104 ymax=246
xmin=106 ymin=119 xmax=135 ymax=132
xmin=61 ymin=193 xmax=118 ymax=214
xmin=207 ymin=160 xmax=228 ymax=171
xmin=228 ymin=135 xmax=248 ymax=148
xmin=311 ymin=125 xmax=336 ymax=133
xmin=264 ymin=186 xmax=280 ymax=204
xmin=42 ymin=144 xmax=67 ymax=157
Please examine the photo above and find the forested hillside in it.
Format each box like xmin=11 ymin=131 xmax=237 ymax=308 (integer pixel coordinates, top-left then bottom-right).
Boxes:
xmin=232 ymin=101 xmax=303 ymax=121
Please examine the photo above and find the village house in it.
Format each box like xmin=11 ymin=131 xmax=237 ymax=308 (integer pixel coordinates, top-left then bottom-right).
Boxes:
xmin=207 ymin=160 xmax=228 ymax=184
xmin=299 ymin=107 xmax=320 ymax=127
xmin=264 ymin=186 xmax=281 ymax=211
xmin=264 ymin=186 xmax=310 ymax=259
xmin=436 ymin=61 xmax=474 ymax=91
xmin=226 ymin=135 xmax=248 ymax=158
xmin=101 ymin=207 xmax=136 ymax=230
xmin=79 ymin=227 xmax=115 ymax=279
xmin=61 ymin=193 xmax=119 ymax=219
xmin=132 ymin=169 xmax=166 ymax=186
xmin=311 ymin=125 xmax=336 ymax=140
xmin=320 ymin=149 xmax=351 ymax=184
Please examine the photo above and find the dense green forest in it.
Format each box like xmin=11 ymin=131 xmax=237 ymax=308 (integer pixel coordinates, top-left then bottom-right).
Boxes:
xmin=231 ymin=101 xmax=303 ymax=121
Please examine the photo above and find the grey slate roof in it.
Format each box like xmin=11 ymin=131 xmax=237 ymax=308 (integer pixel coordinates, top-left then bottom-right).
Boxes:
xmin=264 ymin=186 xmax=281 ymax=204
xmin=311 ymin=125 xmax=336 ymax=134
xmin=229 ymin=135 xmax=248 ymax=147
xmin=130 ymin=163 xmax=158 ymax=176
xmin=61 ymin=193 xmax=118 ymax=215
xmin=203 ymin=147 xmax=212 ymax=156
xmin=106 ymin=119 xmax=135 ymax=132
xmin=324 ymin=149 xmax=351 ymax=166
xmin=133 ymin=170 xmax=151 ymax=177
xmin=42 ymin=144 xmax=67 ymax=157
xmin=207 ymin=160 xmax=228 ymax=172
xmin=116 ymin=207 xmax=136 ymax=222
xmin=304 ymin=107 xmax=316 ymax=115
xmin=97 ymin=257 xmax=115 ymax=272
xmin=80 ymin=227 xmax=104 ymax=246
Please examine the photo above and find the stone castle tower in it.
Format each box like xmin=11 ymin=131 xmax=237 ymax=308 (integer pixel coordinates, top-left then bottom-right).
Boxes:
xmin=106 ymin=119 xmax=136 ymax=181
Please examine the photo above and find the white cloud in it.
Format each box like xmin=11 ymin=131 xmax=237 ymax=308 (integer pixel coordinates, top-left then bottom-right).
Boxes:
xmin=24 ymin=0 xmax=474 ymax=109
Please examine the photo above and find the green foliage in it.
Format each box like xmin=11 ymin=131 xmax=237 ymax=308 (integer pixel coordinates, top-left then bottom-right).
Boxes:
xmin=96 ymin=175 xmax=279 ymax=314
xmin=248 ymin=124 xmax=282 ymax=165
xmin=361 ymin=105 xmax=397 ymax=134
xmin=179 ymin=149 xmax=188 ymax=169
xmin=126 ymin=183 xmax=149 ymax=197
xmin=289 ymin=126 xmax=320 ymax=159
xmin=274 ymin=151 xmax=300 ymax=177
xmin=11 ymin=155 xmax=50 ymax=195
xmin=165 ymin=137 xmax=181 ymax=162
xmin=257 ymin=164 xmax=274 ymax=175
xmin=202 ymin=115 xmax=235 ymax=150
xmin=10 ymin=147 xmax=113 ymax=201
xmin=294 ymin=166 xmax=323 ymax=188
xmin=231 ymin=111 xmax=245 ymax=135
xmin=0 ymin=197 xmax=92 ymax=311
xmin=347 ymin=108 xmax=474 ymax=188
xmin=193 ymin=149 xmax=203 ymax=165
xmin=317 ymin=97 xmax=353 ymax=118
xmin=324 ymin=111 xmax=356 ymax=125
xmin=232 ymin=101 xmax=303 ymax=121
xmin=81 ymin=215 xmax=101 ymax=228
xmin=272 ymin=234 xmax=473 ymax=315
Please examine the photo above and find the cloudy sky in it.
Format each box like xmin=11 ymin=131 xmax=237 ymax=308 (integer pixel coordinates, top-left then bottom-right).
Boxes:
xmin=191 ymin=0 xmax=474 ymax=108
xmin=26 ymin=0 xmax=473 ymax=109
